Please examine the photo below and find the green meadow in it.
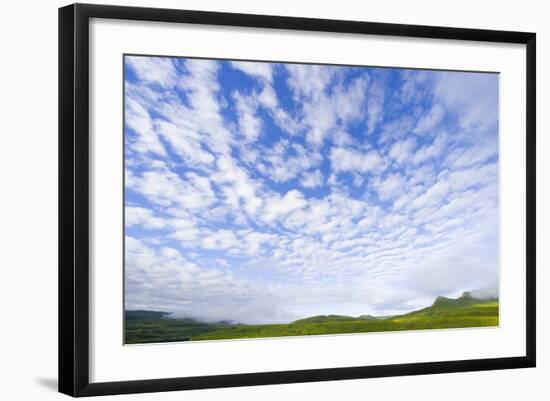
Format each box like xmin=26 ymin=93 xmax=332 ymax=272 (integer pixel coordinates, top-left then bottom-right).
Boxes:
xmin=125 ymin=293 xmax=498 ymax=344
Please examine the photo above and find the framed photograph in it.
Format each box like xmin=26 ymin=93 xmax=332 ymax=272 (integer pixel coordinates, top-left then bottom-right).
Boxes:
xmin=59 ymin=3 xmax=536 ymax=397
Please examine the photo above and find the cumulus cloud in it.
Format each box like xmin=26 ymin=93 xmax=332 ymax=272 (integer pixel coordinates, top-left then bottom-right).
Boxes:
xmin=263 ymin=190 xmax=307 ymax=223
xmin=156 ymin=120 xmax=215 ymax=167
xmin=212 ymin=156 xmax=263 ymax=215
xmin=413 ymin=103 xmax=445 ymax=135
xmin=233 ymin=91 xmax=263 ymax=142
xmin=372 ymin=173 xmax=406 ymax=201
xmin=256 ymin=141 xmax=322 ymax=184
xmin=332 ymin=77 xmax=368 ymax=124
xmin=447 ymin=140 xmax=498 ymax=169
xmin=126 ymin=56 xmax=177 ymax=88
xmin=389 ymin=137 xmax=416 ymax=164
xmin=300 ymin=169 xmax=324 ymax=189
xmin=125 ymin=97 xmax=167 ymax=157
xmin=410 ymin=179 xmax=450 ymax=211
xmin=128 ymin=168 xmax=217 ymax=212
xmin=285 ymin=64 xmax=369 ymax=146
xmin=126 ymin=206 xmax=166 ymax=229
xmin=286 ymin=64 xmax=336 ymax=99
xmin=412 ymin=134 xmax=446 ymax=165
xmin=378 ymin=115 xmax=416 ymax=144
xmin=230 ymin=60 xmax=274 ymax=83
xmin=366 ymin=79 xmax=385 ymax=134
xmin=398 ymin=69 xmax=430 ymax=104
xmin=330 ymin=147 xmax=385 ymax=174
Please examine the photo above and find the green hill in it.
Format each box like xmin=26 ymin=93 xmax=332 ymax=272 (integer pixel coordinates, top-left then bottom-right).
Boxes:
xmin=125 ymin=310 xmax=171 ymax=320
xmin=295 ymin=315 xmax=356 ymax=324
xmin=125 ymin=293 xmax=499 ymax=344
xmin=294 ymin=314 xmax=380 ymax=324
xmin=124 ymin=314 xmax=236 ymax=344
xmin=388 ymin=292 xmax=499 ymax=330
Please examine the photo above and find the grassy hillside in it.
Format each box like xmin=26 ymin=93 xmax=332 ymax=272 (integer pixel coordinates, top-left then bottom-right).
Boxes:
xmin=124 ymin=312 xmax=236 ymax=344
xmin=125 ymin=293 xmax=498 ymax=344
xmin=125 ymin=310 xmax=171 ymax=320
xmin=293 ymin=314 xmax=379 ymax=324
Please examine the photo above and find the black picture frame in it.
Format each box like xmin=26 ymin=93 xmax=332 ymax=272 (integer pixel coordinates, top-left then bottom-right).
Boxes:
xmin=59 ymin=3 xmax=536 ymax=397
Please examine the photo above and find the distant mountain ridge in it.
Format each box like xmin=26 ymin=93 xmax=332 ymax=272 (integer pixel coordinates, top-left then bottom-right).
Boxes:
xmin=125 ymin=291 xmax=499 ymax=344
xmin=293 ymin=314 xmax=379 ymax=324
xmin=125 ymin=310 xmax=171 ymax=320
xmin=126 ymin=292 xmax=498 ymax=325
xmin=432 ymin=291 xmax=498 ymax=308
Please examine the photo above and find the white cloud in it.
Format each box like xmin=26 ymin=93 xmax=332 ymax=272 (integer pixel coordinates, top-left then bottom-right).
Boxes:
xmin=434 ymin=71 xmax=499 ymax=132
xmin=257 ymin=141 xmax=322 ymax=183
xmin=233 ymin=91 xmax=263 ymax=142
xmin=389 ymin=138 xmax=416 ymax=164
xmin=378 ymin=115 xmax=416 ymax=144
xmin=410 ymin=180 xmax=450 ymax=211
xmin=447 ymin=162 xmax=498 ymax=191
xmin=398 ymin=69 xmax=430 ymax=104
xmin=366 ymin=80 xmax=385 ymax=134
xmin=263 ymin=190 xmax=307 ymax=223
xmin=372 ymin=173 xmax=405 ymax=201
xmin=304 ymin=94 xmax=337 ymax=146
xmin=156 ymin=120 xmax=215 ymax=167
xmin=129 ymin=168 xmax=216 ymax=211
xmin=126 ymin=206 xmax=166 ymax=229
xmin=230 ymin=61 xmax=274 ymax=82
xmin=242 ymin=231 xmax=279 ymax=256
xmin=215 ymin=258 xmax=231 ymax=268
xmin=378 ymin=212 xmax=408 ymax=229
xmin=224 ymin=68 xmax=304 ymax=139
xmin=125 ymin=236 xmax=293 ymax=324
xmin=300 ymin=169 xmax=324 ymax=188
xmin=330 ymin=146 xmax=384 ymax=174
xmin=257 ymin=84 xmax=278 ymax=109
xmin=126 ymin=56 xmax=176 ymax=88
xmin=201 ymin=229 xmax=241 ymax=251
xmin=413 ymin=103 xmax=445 ymax=135
xmin=127 ymin=57 xmax=235 ymax=166
xmin=406 ymin=164 xmax=435 ymax=187
xmin=256 ymin=85 xmax=304 ymax=136
xmin=331 ymin=130 xmax=354 ymax=146
xmin=212 ymin=156 xmax=263 ymax=215
xmin=285 ymin=66 xmax=372 ymax=146
xmin=170 ymin=226 xmax=200 ymax=243
xmin=286 ymin=64 xmax=338 ymax=146
xmin=332 ymin=77 xmax=367 ymax=124
xmin=125 ymin=97 xmax=166 ymax=156
xmin=402 ymin=231 xmax=498 ymax=299
xmin=175 ymin=59 xmax=234 ymax=155
xmin=286 ymin=64 xmax=335 ymax=99
xmin=447 ymin=141 xmax=498 ymax=169
xmin=412 ymin=134 xmax=446 ymax=165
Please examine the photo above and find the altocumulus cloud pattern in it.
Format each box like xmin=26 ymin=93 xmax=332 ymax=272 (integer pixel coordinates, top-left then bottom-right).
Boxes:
xmin=124 ymin=55 xmax=499 ymax=324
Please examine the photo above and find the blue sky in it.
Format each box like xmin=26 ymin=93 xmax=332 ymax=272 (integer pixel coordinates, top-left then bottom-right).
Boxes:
xmin=124 ymin=55 xmax=499 ymax=324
